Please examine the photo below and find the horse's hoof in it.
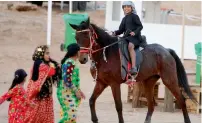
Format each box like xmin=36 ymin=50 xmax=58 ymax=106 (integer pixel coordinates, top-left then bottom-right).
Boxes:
xmin=185 ymin=119 xmax=191 ymax=123
xmin=144 ymin=120 xmax=151 ymax=123
xmin=92 ymin=120 xmax=98 ymax=123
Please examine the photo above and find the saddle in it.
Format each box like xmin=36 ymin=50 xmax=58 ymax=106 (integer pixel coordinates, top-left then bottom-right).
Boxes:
xmin=119 ymin=35 xmax=146 ymax=82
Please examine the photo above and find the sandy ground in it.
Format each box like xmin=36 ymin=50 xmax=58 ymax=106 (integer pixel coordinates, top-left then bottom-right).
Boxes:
xmin=0 ymin=2 xmax=201 ymax=123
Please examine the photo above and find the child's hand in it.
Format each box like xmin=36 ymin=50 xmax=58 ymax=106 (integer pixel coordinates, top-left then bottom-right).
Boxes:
xmin=106 ymin=31 xmax=113 ymax=36
xmin=130 ymin=32 xmax=135 ymax=36
xmin=0 ymin=99 xmax=3 ymax=104
xmin=112 ymin=31 xmax=116 ymax=36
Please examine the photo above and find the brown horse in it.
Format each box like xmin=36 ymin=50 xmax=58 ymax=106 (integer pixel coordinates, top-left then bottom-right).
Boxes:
xmin=70 ymin=18 xmax=196 ymax=123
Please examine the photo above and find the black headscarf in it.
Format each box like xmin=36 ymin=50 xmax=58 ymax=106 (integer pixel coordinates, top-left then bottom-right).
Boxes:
xmin=61 ymin=43 xmax=80 ymax=64
xmin=32 ymin=45 xmax=48 ymax=81
xmin=8 ymin=69 xmax=27 ymax=101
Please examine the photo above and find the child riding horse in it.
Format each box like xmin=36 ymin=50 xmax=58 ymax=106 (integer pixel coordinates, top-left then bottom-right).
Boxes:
xmin=113 ymin=1 xmax=143 ymax=75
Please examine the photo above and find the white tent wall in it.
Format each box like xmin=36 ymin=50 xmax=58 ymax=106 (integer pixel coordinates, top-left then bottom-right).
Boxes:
xmin=142 ymin=23 xmax=201 ymax=60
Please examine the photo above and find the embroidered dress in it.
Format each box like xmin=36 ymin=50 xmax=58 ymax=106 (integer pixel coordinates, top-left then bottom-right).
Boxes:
xmin=0 ymin=84 xmax=27 ymax=123
xmin=57 ymin=58 xmax=81 ymax=123
xmin=24 ymin=63 xmax=55 ymax=123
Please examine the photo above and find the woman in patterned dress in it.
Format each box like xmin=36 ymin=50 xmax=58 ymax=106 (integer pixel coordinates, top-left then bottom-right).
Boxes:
xmin=24 ymin=45 xmax=61 ymax=123
xmin=57 ymin=43 xmax=85 ymax=123
xmin=0 ymin=69 xmax=27 ymax=123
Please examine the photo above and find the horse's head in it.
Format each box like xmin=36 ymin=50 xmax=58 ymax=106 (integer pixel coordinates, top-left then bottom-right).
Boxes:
xmin=70 ymin=18 xmax=97 ymax=64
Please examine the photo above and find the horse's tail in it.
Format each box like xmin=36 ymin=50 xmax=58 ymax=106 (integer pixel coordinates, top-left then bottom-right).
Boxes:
xmin=168 ymin=48 xmax=198 ymax=104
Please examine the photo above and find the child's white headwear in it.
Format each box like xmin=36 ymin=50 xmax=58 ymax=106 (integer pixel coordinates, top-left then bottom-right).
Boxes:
xmin=122 ymin=1 xmax=137 ymax=15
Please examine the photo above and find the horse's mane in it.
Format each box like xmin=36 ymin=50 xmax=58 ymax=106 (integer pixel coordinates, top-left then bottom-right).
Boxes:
xmin=90 ymin=23 xmax=118 ymax=47
xmin=90 ymin=23 xmax=119 ymax=58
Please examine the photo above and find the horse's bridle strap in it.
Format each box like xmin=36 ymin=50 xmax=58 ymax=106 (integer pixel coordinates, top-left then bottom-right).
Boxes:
xmin=76 ymin=29 xmax=90 ymax=33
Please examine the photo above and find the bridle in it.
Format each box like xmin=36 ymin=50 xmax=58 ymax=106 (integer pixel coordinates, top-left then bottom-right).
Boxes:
xmin=76 ymin=25 xmax=122 ymax=61
xmin=76 ymin=25 xmax=100 ymax=82
xmin=76 ymin=25 xmax=114 ymax=63
xmin=76 ymin=25 xmax=99 ymax=58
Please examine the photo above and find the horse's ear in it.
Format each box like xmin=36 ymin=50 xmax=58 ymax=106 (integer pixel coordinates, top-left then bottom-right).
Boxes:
xmin=69 ymin=24 xmax=79 ymax=30
xmin=86 ymin=17 xmax=90 ymax=26
xmin=80 ymin=17 xmax=90 ymax=29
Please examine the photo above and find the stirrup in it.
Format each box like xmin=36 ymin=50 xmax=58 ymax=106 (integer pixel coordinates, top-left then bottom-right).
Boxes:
xmin=129 ymin=67 xmax=138 ymax=75
xmin=125 ymin=76 xmax=136 ymax=87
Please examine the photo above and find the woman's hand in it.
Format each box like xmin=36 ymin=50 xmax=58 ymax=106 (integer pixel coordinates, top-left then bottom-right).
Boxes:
xmin=75 ymin=90 xmax=82 ymax=100
xmin=130 ymin=32 xmax=135 ymax=36
xmin=75 ymin=90 xmax=85 ymax=100
xmin=49 ymin=58 xmax=61 ymax=68
xmin=49 ymin=62 xmax=55 ymax=68
xmin=79 ymin=90 xmax=86 ymax=100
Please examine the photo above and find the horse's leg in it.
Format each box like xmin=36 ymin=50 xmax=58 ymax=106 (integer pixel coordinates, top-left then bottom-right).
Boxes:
xmin=89 ymin=82 xmax=107 ymax=123
xmin=161 ymin=69 xmax=191 ymax=123
xmin=143 ymin=75 xmax=160 ymax=123
xmin=111 ymin=84 xmax=124 ymax=123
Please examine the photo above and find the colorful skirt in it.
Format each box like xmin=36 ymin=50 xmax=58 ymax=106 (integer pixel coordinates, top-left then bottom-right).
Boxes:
xmin=57 ymin=81 xmax=81 ymax=123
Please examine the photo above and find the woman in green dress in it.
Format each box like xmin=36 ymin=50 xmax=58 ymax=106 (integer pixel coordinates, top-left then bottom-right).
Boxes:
xmin=57 ymin=43 xmax=85 ymax=123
